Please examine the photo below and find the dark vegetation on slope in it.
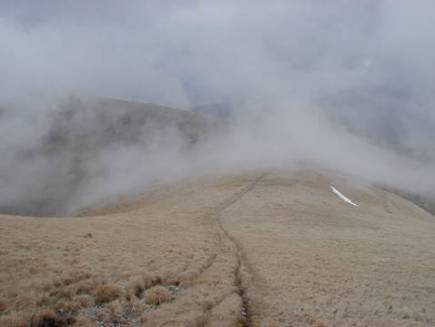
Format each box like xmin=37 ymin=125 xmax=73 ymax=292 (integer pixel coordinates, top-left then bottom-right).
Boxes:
xmin=0 ymin=96 xmax=223 ymax=217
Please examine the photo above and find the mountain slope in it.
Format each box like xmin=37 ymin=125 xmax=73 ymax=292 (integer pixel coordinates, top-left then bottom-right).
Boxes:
xmin=1 ymin=169 xmax=434 ymax=326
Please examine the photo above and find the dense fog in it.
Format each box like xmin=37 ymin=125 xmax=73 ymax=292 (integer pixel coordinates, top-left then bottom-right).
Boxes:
xmin=1 ymin=1 xmax=435 ymax=215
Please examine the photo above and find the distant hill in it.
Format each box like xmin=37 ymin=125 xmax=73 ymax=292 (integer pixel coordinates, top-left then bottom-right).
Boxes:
xmin=0 ymin=96 xmax=225 ymax=216
xmin=191 ymin=102 xmax=234 ymax=118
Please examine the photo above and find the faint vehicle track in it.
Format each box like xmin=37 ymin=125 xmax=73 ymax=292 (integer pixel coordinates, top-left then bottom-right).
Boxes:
xmin=208 ymin=173 xmax=268 ymax=326
xmin=63 ymin=174 xmax=267 ymax=326
xmin=108 ymin=173 xmax=268 ymax=326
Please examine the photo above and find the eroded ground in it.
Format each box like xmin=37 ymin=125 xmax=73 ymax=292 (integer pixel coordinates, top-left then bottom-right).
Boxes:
xmin=1 ymin=170 xmax=435 ymax=326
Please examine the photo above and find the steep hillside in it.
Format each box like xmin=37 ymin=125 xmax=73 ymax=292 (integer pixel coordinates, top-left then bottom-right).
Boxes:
xmin=0 ymin=169 xmax=434 ymax=326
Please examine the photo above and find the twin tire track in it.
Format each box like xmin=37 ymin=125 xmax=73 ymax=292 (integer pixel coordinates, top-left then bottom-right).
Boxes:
xmin=142 ymin=173 xmax=267 ymax=326
xmin=209 ymin=173 xmax=267 ymax=326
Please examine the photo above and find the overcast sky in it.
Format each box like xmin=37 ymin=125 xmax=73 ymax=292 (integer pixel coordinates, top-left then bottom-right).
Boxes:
xmin=1 ymin=1 xmax=435 ymax=215
xmin=0 ymin=0 xmax=434 ymax=110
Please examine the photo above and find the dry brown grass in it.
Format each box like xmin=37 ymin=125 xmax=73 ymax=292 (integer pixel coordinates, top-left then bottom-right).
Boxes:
xmin=0 ymin=301 xmax=6 ymax=314
xmin=144 ymin=286 xmax=172 ymax=305
xmin=0 ymin=173 xmax=247 ymax=325
xmin=94 ymin=284 xmax=122 ymax=304
xmin=1 ymin=170 xmax=435 ymax=326
xmin=30 ymin=309 xmax=59 ymax=327
xmin=126 ymin=280 xmax=144 ymax=300
xmin=72 ymin=315 xmax=94 ymax=327
xmin=0 ymin=313 xmax=28 ymax=327
xmin=4 ymin=308 xmax=78 ymax=327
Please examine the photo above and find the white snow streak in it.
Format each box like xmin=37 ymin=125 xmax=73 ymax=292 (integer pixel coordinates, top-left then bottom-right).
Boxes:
xmin=330 ymin=185 xmax=359 ymax=207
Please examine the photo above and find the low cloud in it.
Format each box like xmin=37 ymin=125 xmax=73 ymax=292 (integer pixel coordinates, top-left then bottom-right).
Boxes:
xmin=1 ymin=1 xmax=435 ymax=215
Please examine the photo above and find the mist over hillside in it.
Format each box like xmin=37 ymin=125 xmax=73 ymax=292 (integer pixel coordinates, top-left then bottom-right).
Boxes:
xmin=320 ymin=86 xmax=435 ymax=163
xmin=0 ymin=97 xmax=224 ymax=216
xmin=1 ymin=0 xmax=435 ymax=216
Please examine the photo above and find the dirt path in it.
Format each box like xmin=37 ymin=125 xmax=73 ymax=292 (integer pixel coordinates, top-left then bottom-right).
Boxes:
xmin=1 ymin=169 xmax=435 ymax=326
xmin=219 ymin=171 xmax=435 ymax=326
xmin=210 ymin=173 xmax=268 ymax=326
xmin=140 ymin=173 xmax=268 ymax=326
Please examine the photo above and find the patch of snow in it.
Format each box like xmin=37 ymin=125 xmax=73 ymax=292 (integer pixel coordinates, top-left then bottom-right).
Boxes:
xmin=330 ymin=185 xmax=359 ymax=207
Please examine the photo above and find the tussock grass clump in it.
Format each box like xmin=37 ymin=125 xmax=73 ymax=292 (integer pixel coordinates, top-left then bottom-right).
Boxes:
xmin=28 ymin=308 xmax=76 ymax=327
xmin=133 ymin=283 xmax=144 ymax=298
xmin=126 ymin=279 xmax=145 ymax=299
xmin=95 ymin=284 xmax=122 ymax=304
xmin=125 ymin=273 xmax=165 ymax=301
xmin=144 ymin=286 xmax=172 ymax=305
xmin=54 ymin=294 xmax=93 ymax=314
xmin=30 ymin=309 xmax=57 ymax=327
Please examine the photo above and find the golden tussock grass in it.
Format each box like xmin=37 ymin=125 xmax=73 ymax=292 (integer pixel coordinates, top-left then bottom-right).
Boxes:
xmin=94 ymin=284 xmax=122 ymax=304
xmin=144 ymin=286 xmax=172 ymax=305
